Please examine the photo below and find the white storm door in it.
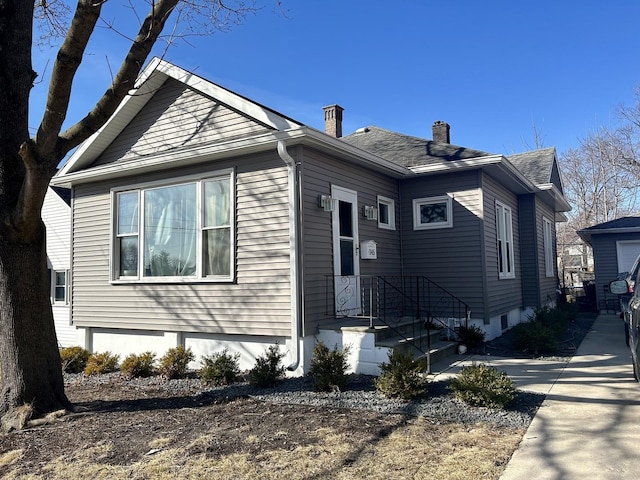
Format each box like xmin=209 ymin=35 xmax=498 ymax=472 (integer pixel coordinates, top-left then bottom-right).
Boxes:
xmin=331 ymin=186 xmax=361 ymax=316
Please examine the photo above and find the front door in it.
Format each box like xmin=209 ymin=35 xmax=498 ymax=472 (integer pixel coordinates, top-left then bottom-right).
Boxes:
xmin=331 ymin=185 xmax=360 ymax=316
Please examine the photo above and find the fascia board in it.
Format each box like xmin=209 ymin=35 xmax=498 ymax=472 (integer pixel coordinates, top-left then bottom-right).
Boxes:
xmin=155 ymin=60 xmax=301 ymax=131
xmin=408 ymin=155 xmax=504 ymax=175
xmin=538 ymin=183 xmax=572 ymax=212
xmin=410 ymin=155 xmax=534 ymax=193
xmin=58 ymin=65 xmax=168 ymax=175
xmin=51 ymin=131 xmax=288 ymax=187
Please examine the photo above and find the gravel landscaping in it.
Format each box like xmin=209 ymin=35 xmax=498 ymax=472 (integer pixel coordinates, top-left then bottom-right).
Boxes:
xmin=61 ymin=310 xmax=598 ymax=431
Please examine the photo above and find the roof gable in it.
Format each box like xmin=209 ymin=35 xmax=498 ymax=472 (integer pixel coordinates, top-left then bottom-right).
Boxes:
xmin=91 ymin=77 xmax=273 ymax=168
xmin=59 ymin=58 xmax=302 ymax=176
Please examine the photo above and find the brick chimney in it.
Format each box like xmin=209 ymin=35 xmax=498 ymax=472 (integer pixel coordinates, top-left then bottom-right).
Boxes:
xmin=432 ymin=121 xmax=450 ymax=143
xmin=323 ymin=105 xmax=344 ymax=138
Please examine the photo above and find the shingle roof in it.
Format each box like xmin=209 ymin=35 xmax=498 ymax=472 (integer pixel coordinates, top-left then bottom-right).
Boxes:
xmin=341 ymin=126 xmax=492 ymax=168
xmin=506 ymin=147 xmax=556 ymax=185
xmin=580 ymin=216 xmax=640 ymax=232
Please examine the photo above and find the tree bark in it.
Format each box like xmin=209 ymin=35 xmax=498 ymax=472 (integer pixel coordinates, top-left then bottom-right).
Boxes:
xmin=0 ymin=227 xmax=71 ymax=416
xmin=0 ymin=0 xmax=179 ymax=419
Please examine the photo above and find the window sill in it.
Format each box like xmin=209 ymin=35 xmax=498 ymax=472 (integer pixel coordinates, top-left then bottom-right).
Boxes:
xmin=111 ymin=277 xmax=235 ymax=285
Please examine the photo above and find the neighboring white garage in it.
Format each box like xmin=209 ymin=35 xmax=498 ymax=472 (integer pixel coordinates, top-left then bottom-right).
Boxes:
xmin=578 ymin=217 xmax=640 ymax=312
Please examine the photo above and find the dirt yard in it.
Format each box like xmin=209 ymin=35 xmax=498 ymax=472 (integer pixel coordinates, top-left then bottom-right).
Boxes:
xmin=0 ymin=379 xmax=524 ymax=479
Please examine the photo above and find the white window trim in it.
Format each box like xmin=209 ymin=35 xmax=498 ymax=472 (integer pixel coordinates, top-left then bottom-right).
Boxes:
xmin=51 ymin=269 xmax=69 ymax=305
xmin=413 ymin=195 xmax=453 ymax=230
xmin=543 ymin=217 xmax=555 ymax=277
xmin=110 ymin=170 xmax=235 ymax=284
xmin=496 ymin=200 xmax=515 ymax=279
xmin=377 ymin=195 xmax=396 ymax=230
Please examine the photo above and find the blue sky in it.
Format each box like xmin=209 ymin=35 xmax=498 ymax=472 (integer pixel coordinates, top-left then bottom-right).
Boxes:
xmin=30 ymin=1 xmax=640 ymax=157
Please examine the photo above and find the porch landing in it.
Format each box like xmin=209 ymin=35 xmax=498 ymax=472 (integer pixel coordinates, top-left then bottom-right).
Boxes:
xmin=318 ymin=317 xmax=459 ymax=374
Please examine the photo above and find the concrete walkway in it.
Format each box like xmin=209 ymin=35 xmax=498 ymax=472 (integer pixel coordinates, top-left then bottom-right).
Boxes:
xmin=430 ymin=314 xmax=640 ymax=480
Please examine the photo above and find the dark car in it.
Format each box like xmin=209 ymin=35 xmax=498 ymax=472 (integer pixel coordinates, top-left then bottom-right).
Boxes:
xmin=612 ymin=256 xmax=640 ymax=346
xmin=611 ymin=255 xmax=640 ymax=381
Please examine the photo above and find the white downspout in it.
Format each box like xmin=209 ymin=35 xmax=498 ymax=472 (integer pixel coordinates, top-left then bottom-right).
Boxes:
xmin=277 ymin=140 xmax=302 ymax=371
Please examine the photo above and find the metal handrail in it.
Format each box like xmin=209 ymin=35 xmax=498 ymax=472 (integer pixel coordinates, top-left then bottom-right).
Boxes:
xmin=325 ymin=275 xmax=470 ymax=359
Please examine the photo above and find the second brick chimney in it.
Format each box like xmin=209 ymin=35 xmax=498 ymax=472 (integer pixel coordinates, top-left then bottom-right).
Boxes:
xmin=323 ymin=105 xmax=344 ymax=138
xmin=432 ymin=121 xmax=451 ymax=143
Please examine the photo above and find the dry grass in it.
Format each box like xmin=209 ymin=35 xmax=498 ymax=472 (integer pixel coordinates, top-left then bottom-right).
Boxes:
xmin=1 ymin=418 xmax=523 ymax=479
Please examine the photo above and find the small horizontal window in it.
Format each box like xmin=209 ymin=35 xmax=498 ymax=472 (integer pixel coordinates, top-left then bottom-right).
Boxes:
xmin=413 ymin=195 xmax=452 ymax=230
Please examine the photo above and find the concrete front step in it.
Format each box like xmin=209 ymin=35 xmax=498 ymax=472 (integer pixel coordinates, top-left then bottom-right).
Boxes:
xmin=376 ymin=331 xmax=459 ymax=366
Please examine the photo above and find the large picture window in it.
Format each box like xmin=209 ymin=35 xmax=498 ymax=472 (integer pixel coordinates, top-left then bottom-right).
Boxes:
xmin=496 ymin=201 xmax=515 ymax=279
xmin=413 ymin=195 xmax=452 ymax=230
xmin=113 ymin=172 xmax=233 ymax=282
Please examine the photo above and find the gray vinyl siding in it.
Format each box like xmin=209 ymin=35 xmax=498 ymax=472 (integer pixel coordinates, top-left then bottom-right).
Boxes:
xmin=537 ymin=199 xmax=558 ymax=305
xmin=71 ymin=152 xmax=292 ymax=337
xmin=299 ymin=147 xmax=401 ymax=334
xmin=518 ymin=194 xmax=540 ymax=308
xmin=483 ymin=173 xmax=522 ymax=319
xmin=400 ymin=170 xmax=484 ymax=318
xmin=591 ymin=232 xmax=640 ymax=309
xmin=93 ymin=78 xmax=272 ymax=168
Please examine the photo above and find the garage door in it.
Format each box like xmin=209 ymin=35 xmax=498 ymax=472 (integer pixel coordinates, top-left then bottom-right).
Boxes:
xmin=616 ymin=240 xmax=640 ymax=273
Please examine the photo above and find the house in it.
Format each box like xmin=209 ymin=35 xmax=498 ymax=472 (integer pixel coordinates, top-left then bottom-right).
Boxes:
xmin=578 ymin=217 xmax=640 ymax=312
xmin=50 ymin=58 xmax=571 ymax=374
xmin=42 ymin=186 xmax=75 ymax=347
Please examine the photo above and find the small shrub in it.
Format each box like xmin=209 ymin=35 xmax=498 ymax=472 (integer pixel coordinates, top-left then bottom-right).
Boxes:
xmin=60 ymin=346 xmax=90 ymax=374
xmin=84 ymin=351 xmax=120 ymax=376
xmin=120 ymin=351 xmax=156 ymax=378
xmin=450 ymin=363 xmax=516 ymax=409
xmin=158 ymin=346 xmax=195 ymax=379
xmin=533 ymin=305 xmax=569 ymax=337
xmin=248 ymin=344 xmax=286 ymax=388
xmin=198 ymin=349 xmax=242 ymax=386
xmin=308 ymin=341 xmax=351 ymax=392
xmin=375 ymin=350 xmax=428 ymax=399
xmin=511 ymin=320 xmax=558 ymax=354
xmin=457 ymin=325 xmax=486 ymax=349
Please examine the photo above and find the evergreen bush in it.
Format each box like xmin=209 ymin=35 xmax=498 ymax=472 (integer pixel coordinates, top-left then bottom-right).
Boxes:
xmin=120 ymin=351 xmax=156 ymax=378
xmin=198 ymin=349 xmax=242 ymax=386
xmin=450 ymin=363 xmax=515 ymax=409
xmin=308 ymin=341 xmax=350 ymax=392
xmin=248 ymin=344 xmax=286 ymax=387
xmin=457 ymin=325 xmax=486 ymax=350
xmin=158 ymin=346 xmax=195 ymax=379
xmin=374 ymin=350 xmax=428 ymax=399
xmin=60 ymin=346 xmax=90 ymax=374
xmin=84 ymin=351 xmax=120 ymax=376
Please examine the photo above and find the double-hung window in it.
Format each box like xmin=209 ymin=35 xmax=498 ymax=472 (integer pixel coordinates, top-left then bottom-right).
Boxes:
xmin=50 ymin=269 xmax=68 ymax=304
xmin=543 ymin=217 xmax=555 ymax=277
xmin=113 ymin=172 xmax=233 ymax=282
xmin=496 ymin=201 xmax=515 ymax=279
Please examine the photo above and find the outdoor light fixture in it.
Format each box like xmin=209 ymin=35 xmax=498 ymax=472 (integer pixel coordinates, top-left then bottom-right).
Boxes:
xmin=318 ymin=194 xmax=336 ymax=212
xmin=363 ymin=205 xmax=378 ymax=220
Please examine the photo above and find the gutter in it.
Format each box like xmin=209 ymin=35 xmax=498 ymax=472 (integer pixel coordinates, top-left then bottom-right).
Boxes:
xmin=277 ymin=140 xmax=303 ymax=371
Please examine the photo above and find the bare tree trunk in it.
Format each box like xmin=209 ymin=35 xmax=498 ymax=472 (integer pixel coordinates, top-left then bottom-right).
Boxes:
xmin=0 ymin=0 xmax=69 ymax=419
xmin=0 ymin=228 xmax=71 ymax=416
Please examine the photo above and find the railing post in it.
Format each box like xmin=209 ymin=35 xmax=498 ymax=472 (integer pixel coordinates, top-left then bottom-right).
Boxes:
xmin=426 ymin=312 xmax=432 ymax=374
xmin=369 ymin=277 xmax=374 ymax=329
